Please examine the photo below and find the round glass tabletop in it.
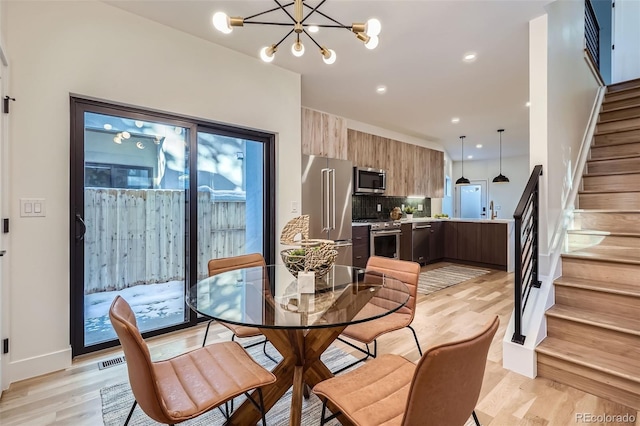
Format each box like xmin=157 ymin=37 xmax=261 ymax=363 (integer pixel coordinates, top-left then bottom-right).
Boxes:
xmin=188 ymin=264 xmax=410 ymax=330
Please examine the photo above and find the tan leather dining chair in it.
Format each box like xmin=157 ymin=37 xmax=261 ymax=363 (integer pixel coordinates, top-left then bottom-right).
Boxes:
xmin=314 ymin=316 xmax=500 ymax=426
xmin=336 ymin=256 xmax=422 ymax=373
xmin=109 ymin=295 xmax=276 ymax=425
xmin=202 ymin=253 xmax=277 ymax=363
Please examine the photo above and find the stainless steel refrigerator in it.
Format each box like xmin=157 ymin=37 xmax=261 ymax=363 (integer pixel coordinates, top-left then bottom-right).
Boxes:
xmin=301 ymin=155 xmax=353 ymax=266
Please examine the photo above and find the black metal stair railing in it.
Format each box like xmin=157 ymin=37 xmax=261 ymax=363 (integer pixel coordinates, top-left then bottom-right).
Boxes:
xmin=512 ymin=165 xmax=543 ymax=345
xmin=585 ymin=0 xmax=600 ymax=68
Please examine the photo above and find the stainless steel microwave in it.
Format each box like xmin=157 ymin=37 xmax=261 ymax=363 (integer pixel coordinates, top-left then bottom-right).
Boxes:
xmin=354 ymin=167 xmax=386 ymax=194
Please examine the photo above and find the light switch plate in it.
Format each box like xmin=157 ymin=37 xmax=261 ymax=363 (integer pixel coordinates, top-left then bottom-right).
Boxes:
xmin=418 ymin=204 xmax=423 ymax=211
xmin=20 ymin=198 xmax=46 ymax=217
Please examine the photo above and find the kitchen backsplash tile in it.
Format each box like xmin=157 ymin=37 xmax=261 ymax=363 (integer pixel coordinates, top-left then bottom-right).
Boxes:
xmin=353 ymin=195 xmax=431 ymax=220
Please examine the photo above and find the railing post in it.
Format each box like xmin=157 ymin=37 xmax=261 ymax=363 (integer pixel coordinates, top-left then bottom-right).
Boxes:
xmin=512 ymin=218 xmax=525 ymax=344
xmin=533 ymin=185 xmax=541 ymax=288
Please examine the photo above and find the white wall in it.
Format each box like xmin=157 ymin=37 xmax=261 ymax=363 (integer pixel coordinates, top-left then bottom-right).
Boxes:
xmin=543 ymin=0 xmax=600 ymax=270
xmin=451 ymin=155 xmax=530 ymax=219
xmin=612 ymin=0 xmax=640 ymax=83
xmin=4 ymin=0 xmax=301 ymax=385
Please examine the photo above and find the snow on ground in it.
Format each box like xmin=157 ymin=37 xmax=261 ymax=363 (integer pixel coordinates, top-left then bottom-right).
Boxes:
xmin=85 ymin=280 xmax=185 ymax=345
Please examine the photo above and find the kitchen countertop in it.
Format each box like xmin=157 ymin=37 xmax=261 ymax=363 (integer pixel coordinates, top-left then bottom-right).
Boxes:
xmin=352 ymin=217 xmax=514 ymax=226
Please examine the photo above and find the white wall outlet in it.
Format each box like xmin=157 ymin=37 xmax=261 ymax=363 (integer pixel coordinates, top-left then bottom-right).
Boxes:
xmin=20 ymin=198 xmax=46 ymax=217
xmin=418 ymin=204 xmax=423 ymax=211
xmin=291 ymin=201 xmax=299 ymax=213
xmin=401 ymin=204 xmax=405 ymax=210
xmin=377 ymin=204 xmax=381 ymax=212
xmin=496 ymin=205 xmax=501 ymax=210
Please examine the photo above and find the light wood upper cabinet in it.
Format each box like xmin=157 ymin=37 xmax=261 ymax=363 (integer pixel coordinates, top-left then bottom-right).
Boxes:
xmin=301 ymin=107 xmax=347 ymax=160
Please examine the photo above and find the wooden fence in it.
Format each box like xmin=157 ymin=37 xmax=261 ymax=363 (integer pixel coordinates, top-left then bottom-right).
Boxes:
xmin=84 ymin=188 xmax=246 ymax=293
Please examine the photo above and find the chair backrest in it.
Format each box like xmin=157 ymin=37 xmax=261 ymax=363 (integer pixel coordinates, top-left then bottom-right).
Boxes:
xmin=109 ymin=296 xmax=172 ymax=424
xmin=365 ymin=256 xmax=421 ymax=320
xmin=401 ymin=316 xmax=500 ymax=426
xmin=208 ymin=253 xmax=266 ymax=277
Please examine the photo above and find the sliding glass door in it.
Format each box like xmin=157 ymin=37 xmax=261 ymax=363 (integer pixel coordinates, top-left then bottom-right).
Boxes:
xmin=70 ymin=98 xmax=274 ymax=355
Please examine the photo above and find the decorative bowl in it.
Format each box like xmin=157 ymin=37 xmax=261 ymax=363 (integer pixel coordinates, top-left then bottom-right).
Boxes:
xmin=280 ymin=246 xmax=338 ymax=278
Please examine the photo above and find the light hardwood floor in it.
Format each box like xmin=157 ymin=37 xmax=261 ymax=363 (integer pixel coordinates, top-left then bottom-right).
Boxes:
xmin=0 ymin=262 xmax=638 ymax=425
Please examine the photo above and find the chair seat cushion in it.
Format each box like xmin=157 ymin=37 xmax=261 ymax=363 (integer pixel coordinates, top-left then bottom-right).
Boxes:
xmin=314 ymin=354 xmax=415 ymax=426
xmin=154 ymin=341 xmax=276 ymax=421
xmin=341 ymin=304 xmax=412 ymax=344
xmin=220 ymin=321 xmax=262 ymax=338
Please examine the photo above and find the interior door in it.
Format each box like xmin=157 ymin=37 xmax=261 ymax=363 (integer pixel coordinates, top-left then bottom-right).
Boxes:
xmin=455 ymin=180 xmax=488 ymax=219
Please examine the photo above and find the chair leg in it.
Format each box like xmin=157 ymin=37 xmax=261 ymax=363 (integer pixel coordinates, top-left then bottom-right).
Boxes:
xmin=124 ymin=400 xmax=137 ymax=426
xmin=332 ymin=337 xmax=377 ymax=374
xmin=407 ymin=325 xmax=423 ymax=356
xmin=472 ymin=410 xmax=481 ymax=426
xmin=320 ymin=399 xmax=328 ymax=426
xmin=258 ymin=388 xmax=267 ymax=426
xmin=202 ymin=320 xmax=214 ymax=347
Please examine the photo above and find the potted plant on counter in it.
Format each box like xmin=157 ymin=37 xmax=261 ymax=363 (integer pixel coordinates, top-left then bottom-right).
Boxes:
xmin=404 ymin=206 xmax=416 ymax=220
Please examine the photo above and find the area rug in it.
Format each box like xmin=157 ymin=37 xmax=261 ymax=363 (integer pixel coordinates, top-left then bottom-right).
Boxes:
xmin=101 ymin=342 xmax=352 ymax=425
xmin=418 ymin=264 xmax=490 ymax=295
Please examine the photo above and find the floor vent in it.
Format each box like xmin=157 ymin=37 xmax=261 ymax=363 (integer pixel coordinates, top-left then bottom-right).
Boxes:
xmin=98 ymin=356 xmax=126 ymax=370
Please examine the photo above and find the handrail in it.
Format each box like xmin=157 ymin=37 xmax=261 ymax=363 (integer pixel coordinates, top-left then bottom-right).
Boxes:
xmin=512 ymin=165 xmax=543 ymax=344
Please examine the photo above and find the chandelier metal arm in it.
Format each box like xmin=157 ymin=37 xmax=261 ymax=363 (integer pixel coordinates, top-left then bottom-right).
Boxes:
xmin=301 ymin=0 xmax=328 ymax=24
xmin=274 ymin=28 xmax=296 ymax=49
xmin=243 ymin=21 xmax=300 ymax=26
xmin=302 ymin=3 xmax=350 ymax=30
xmin=273 ymin=0 xmax=298 ymax=24
xmin=303 ymin=29 xmax=323 ymax=49
xmin=244 ymin=2 xmax=295 ymax=21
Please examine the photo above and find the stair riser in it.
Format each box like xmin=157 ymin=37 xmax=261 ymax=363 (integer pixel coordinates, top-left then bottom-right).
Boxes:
xmin=555 ymin=286 xmax=640 ymax=318
xmin=572 ymin=212 xmax=640 ymax=233
xmin=566 ymin=233 xmax=640 ymax=255
xmin=537 ymin=356 xmax=640 ymax=410
xmin=587 ymin=157 xmax=640 ymax=174
xmin=595 ymin=128 xmax=640 ymax=146
xmin=590 ymin=141 xmax=640 ymax=159
xmin=582 ymin=173 xmax=640 ymax=191
xmin=579 ymin=192 xmax=640 ymax=209
xmin=602 ymin=95 xmax=640 ymax=112
xmin=562 ymin=256 xmax=639 ymax=287
xmin=597 ymin=117 xmax=640 ymax=133
xmin=599 ymin=105 xmax=640 ymax=122
xmin=546 ymin=316 xmax=640 ymax=358
xmin=605 ymin=86 xmax=640 ymax=102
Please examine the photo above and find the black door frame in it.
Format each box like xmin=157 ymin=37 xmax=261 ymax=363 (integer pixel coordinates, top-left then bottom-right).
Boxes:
xmin=70 ymin=96 xmax=275 ymax=356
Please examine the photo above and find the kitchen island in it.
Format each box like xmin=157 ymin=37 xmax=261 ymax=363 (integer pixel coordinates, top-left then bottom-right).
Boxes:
xmin=398 ymin=217 xmax=515 ymax=272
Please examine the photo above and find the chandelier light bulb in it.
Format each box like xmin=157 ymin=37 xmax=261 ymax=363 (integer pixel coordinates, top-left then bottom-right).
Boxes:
xmin=364 ymin=35 xmax=379 ymax=50
xmin=291 ymin=40 xmax=305 ymax=57
xmin=321 ymin=47 xmax=336 ymax=65
xmin=212 ymin=12 xmax=233 ymax=34
xmin=260 ymin=45 xmax=277 ymax=63
xmin=365 ymin=18 xmax=382 ymax=36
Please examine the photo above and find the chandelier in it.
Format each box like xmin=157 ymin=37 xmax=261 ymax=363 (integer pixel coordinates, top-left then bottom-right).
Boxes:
xmin=212 ymin=0 xmax=381 ymax=64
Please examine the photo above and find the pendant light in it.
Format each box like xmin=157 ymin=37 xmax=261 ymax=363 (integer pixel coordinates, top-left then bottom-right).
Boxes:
xmin=455 ymin=135 xmax=470 ymax=185
xmin=492 ymin=129 xmax=510 ymax=183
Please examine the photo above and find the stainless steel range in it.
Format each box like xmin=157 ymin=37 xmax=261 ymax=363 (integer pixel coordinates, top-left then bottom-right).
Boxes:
xmin=369 ymin=220 xmax=402 ymax=259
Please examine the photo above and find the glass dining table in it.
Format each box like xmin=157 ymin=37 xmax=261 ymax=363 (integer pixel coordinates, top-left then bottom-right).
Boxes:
xmin=188 ymin=264 xmax=410 ymax=426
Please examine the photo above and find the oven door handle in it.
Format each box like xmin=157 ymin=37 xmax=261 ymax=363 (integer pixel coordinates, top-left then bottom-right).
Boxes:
xmin=371 ymin=230 xmax=402 ymax=236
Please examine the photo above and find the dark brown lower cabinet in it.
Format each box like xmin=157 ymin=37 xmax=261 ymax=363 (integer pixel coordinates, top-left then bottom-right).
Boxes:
xmin=443 ymin=221 xmax=458 ymax=259
xmin=456 ymin=222 xmax=482 ymax=263
xmin=352 ymin=225 xmax=370 ymax=268
xmin=480 ymin=223 xmax=507 ymax=267
xmin=441 ymin=221 xmax=508 ymax=270
xmin=428 ymin=222 xmax=444 ymax=262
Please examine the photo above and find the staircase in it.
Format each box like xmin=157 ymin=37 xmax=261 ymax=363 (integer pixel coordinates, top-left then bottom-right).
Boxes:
xmin=536 ymin=78 xmax=640 ymax=410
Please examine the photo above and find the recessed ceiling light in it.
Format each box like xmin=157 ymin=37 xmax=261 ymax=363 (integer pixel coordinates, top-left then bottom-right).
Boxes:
xmin=451 ymin=117 xmax=460 ymax=124
xmin=476 ymin=144 xmax=483 ymax=148
xmin=463 ymin=52 xmax=477 ymax=63
xmin=135 ymin=120 xmax=144 ymax=128
xmin=525 ymin=101 xmax=531 ymax=107
xmin=308 ymin=25 xmax=319 ymax=33
xmin=376 ymin=85 xmax=387 ymax=94
xmin=103 ymin=124 xmax=112 ymax=130
xmin=467 ymin=155 xmax=473 ymax=159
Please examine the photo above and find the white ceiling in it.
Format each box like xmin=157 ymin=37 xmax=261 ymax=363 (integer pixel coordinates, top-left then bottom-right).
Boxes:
xmin=104 ymin=0 xmax=548 ymax=161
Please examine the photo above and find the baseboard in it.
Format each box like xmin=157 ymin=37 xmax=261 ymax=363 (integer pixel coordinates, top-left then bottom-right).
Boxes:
xmin=7 ymin=347 xmax=71 ymax=386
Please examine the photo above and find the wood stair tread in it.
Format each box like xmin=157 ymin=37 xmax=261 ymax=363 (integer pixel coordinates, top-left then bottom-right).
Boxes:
xmin=546 ymin=305 xmax=640 ymax=337
xmin=595 ymin=124 xmax=640 ymax=136
xmin=562 ymin=251 xmax=640 ymax=266
xmin=567 ymin=229 xmax=640 ymax=238
xmin=602 ymin=97 xmax=640 ymax=107
xmin=573 ymin=209 xmax=640 ymax=214
xmin=592 ymin=139 xmax=640 ymax=148
xmin=607 ymin=78 xmax=640 ymax=93
xmin=579 ymin=189 xmax=640 ymax=194
xmin=583 ymin=171 xmax=640 ymax=177
xmin=587 ymin=153 xmax=640 ymax=162
xmin=554 ymin=276 xmax=640 ymax=298
xmin=536 ymin=337 xmax=640 ymax=383
xmin=599 ymin=114 xmax=640 ymax=125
